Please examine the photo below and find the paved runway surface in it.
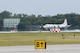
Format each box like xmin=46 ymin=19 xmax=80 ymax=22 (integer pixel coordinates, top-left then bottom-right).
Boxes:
xmin=0 ymin=44 xmax=80 ymax=53
xmin=0 ymin=29 xmax=80 ymax=33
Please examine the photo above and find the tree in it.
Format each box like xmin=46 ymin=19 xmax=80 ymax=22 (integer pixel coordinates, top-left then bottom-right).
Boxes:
xmin=0 ymin=10 xmax=12 ymax=18
xmin=18 ymin=22 xmax=26 ymax=31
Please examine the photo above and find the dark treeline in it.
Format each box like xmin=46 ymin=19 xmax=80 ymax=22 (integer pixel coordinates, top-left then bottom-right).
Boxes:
xmin=0 ymin=11 xmax=80 ymax=30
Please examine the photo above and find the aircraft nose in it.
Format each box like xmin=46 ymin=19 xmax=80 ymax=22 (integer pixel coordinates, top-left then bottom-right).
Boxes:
xmin=43 ymin=26 xmax=46 ymax=28
xmin=40 ymin=25 xmax=44 ymax=29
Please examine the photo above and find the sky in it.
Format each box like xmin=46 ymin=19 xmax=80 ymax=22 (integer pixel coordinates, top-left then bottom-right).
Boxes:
xmin=0 ymin=0 xmax=80 ymax=16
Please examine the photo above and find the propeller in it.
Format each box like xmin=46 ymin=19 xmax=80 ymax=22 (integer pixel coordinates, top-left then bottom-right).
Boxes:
xmin=39 ymin=24 xmax=44 ymax=30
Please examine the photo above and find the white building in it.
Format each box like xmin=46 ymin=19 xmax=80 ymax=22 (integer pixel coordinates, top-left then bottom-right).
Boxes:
xmin=3 ymin=18 xmax=20 ymax=30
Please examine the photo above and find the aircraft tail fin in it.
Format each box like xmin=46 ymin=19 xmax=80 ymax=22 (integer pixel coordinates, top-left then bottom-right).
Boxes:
xmin=62 ymin=19 xmax=67 ymax=25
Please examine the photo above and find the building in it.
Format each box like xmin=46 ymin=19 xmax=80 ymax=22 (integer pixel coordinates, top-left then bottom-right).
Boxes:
xmin=3 ymin=18 xmax=20 ymax=31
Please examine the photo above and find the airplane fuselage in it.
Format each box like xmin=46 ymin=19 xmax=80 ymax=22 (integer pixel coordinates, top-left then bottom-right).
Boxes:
xmin=42 ymin=19 xmax=71 ymax=30
xmin=43 ymin=24 xmax=70 ymax=29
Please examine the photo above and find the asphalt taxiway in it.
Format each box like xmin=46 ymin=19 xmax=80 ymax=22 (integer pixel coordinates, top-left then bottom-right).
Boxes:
xmin=0 ymin=44 xmax=80 ymax=53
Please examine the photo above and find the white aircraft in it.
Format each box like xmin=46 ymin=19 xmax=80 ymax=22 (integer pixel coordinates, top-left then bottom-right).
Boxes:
xmin=40 ymin=19 xmax=71 ymax=30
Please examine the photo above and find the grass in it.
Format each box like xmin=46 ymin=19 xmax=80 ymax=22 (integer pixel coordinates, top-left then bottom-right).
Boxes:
xmin=0 ymin=32 xmax=80 ymax=46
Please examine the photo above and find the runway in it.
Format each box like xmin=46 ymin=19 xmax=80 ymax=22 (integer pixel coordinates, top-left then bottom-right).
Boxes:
xmin=21 ymin=30 xmax=80 ymax=33
xmin=0 ymin=44 xmax=80 ymax=53
xmin=0 ymin=29 xmax=80 ymax=33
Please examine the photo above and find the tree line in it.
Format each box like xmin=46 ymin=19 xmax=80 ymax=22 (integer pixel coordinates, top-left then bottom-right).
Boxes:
xmin=0 ymin=11 xmax=80 ymax=30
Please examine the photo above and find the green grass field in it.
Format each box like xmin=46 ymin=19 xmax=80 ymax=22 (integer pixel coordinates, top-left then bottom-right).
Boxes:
xmin=0 ymin=32 xmax=80 ymax=46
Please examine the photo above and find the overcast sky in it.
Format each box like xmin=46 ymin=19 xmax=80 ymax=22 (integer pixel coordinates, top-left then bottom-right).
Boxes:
xmin=0 ymin=0 xmax=80 ymax=16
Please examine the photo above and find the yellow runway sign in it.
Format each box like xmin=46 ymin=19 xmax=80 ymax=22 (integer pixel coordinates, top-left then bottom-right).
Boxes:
xmin=34 ymin=40 xmax=46 ymax=49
